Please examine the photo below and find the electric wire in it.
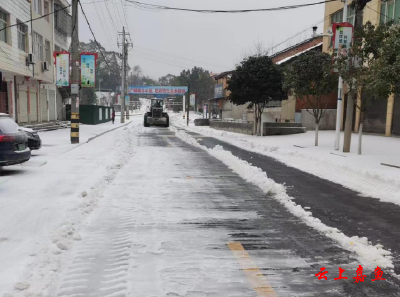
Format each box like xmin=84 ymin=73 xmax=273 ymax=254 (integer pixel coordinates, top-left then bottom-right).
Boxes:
xmin=0 ymin=4 xmax=71 ymax=32
xmin=104 ymin=0 xmax=119 ymax=32
xmin=112 ymin=0 xmax=124 ymax=29
xmin=124 ymin=0 xmax=338 ymax=14
xmin=132 ymin=48 xmax=206 ymax=69
xmin=131 ymin=52 xmax=194 ymax=69
xmin=96 ymin=1 xmax=119 ymax=50
xmin=78 ymin=0 xmax=120 ymax=71
xmin=131 ymin=44 xmax=229 ymax=69
xmin=94 ymin=3 xmax=114 ymax=44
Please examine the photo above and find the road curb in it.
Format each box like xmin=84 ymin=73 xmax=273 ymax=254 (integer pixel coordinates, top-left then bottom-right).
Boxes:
xmin=86 ymin=120 xmax=135 ymax=143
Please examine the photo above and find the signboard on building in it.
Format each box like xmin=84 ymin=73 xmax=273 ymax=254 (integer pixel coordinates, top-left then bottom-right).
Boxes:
xmin=128 ymin=86 xmax=188 ymax=95
xmin=332 ymin=22 xmax=353 ymax=72
xmin=80 ymin=53 xmax=98 ymax=88
xmin=214 ymin=84 xmax=223 ymax=98
xmin=54 ymin=52 xmax=70 ymax=87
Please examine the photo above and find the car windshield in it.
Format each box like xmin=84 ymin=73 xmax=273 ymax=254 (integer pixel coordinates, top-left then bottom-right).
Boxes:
xmin=0 ymin=117 xmax=20 ymax=133
xmin=151 ymin=100 xmax=163 ymax=107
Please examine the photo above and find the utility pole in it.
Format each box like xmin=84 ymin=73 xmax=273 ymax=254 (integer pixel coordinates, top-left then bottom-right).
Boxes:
xmin=334 ymin=0 xmax=348 ymax=150
xmin=187 ymin=85 xmax=190 ymax=126
xmin=125 ymin=44 xmax=129 ymax=120
xmin=119 ymin=27 xmax=126 ymax=123
xmin=118 ymin=27 xmax=131 ymax=123
xmin=70 ymin=0 xmax=80 ymax=144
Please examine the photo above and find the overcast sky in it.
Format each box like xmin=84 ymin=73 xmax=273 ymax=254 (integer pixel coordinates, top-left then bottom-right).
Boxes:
xmin=78 ymin=0 xmax=325 ymax=81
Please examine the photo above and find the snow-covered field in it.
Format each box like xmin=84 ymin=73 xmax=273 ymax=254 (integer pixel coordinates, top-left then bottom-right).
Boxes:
xmin=0 ymin=116 xmax=142 ymax=295
xmin=171 ymin=113 xmax=400 ymax=207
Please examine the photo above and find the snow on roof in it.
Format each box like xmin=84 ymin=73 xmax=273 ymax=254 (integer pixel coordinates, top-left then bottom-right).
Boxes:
xmin=275 ymin=42 xmax=323 ymax=65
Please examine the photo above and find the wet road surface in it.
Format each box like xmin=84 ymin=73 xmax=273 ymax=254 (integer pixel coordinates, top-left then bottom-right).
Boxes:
xmin=183 ymin=129 xmax=400 ymax=276
xmin=55 ymin=127 xmax=400 ymax=296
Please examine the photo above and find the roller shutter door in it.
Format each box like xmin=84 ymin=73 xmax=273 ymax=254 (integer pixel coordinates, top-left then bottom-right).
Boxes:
xmin=29 ymin=89 xmax=38 ymax=122
xmin=49 ymin=90 xmax=56 ymax=121
xmin=40 ymin=89 xmax=48 ymax=122
xmin=19 ymin=90 xmax=29 ymax=123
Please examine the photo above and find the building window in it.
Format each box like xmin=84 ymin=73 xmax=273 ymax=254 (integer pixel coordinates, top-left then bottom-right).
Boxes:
xmin=0 ymin=8 xmax=8 ymax=43
xmin=331 ymin=5 xmax=364 ymax=27
xmin=54 ymin=3 xmax=71 ymax=36
xmin=33 ymin=31 xmax=44 ymax=61
xmin=17 ymin=21 xmax=28 ymax=52
xmin=33 ymin=0 xmax=42 ymax=15
xmin=45 ymin=40 xmax=51 ymax=64
xmin=380 ymin=0 xmax=400 ymax=24
xmin=331 ymin=9 xmax=343 ymax=24
xmin=347 ymin=6 xmax=356 ymax=25
xmin=44 ymin=1 xmax=49 ymax=21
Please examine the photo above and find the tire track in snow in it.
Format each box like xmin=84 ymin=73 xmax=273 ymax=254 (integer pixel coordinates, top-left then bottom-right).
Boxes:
xmin=56 ymin=207 xmax=135 ymax=297
xmin=7 ymin=124 xmax=137 ymax=297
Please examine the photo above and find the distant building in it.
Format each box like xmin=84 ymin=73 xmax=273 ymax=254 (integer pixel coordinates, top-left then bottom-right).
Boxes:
xmin=210 ymin=31 xmax=324 ymax=124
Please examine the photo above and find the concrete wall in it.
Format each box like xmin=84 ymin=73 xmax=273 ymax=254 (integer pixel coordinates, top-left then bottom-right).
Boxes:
xmin=210 ymin=121 xmax=253 ymax=135
xmin=281 ymin=97 xmax=296 ymax=122
xmin=301 ymin=109 xmax=337 ymax=130
xmin=0 ymin=0 xmax=32 ymax=77
xmin=221 ymin=100 xmax=254 ymax=122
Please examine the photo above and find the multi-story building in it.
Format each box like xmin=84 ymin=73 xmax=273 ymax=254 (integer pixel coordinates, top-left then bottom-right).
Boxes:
xmin=29 ymin=0 xmax=57 ymax=123
xmin=323 ymin=0 xmax=400 ymax=136
xmin=0 ymin=0 xmax=32 ymax=120
xmin=0 ymin=0 xmax=70 ymax=124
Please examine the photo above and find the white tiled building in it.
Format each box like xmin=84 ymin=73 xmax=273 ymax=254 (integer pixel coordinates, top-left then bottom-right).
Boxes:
xmin=0 ymin=0 xmax=70 ymax=124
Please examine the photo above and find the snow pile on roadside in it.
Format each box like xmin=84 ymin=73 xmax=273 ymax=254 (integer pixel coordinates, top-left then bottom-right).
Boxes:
xmin=170 ymin=113 xmax=400 ymax=207
xmin=8 ymin=124 xmax=137 ymax=297
xmin=171 ymin=126 xmax=395 ymax=272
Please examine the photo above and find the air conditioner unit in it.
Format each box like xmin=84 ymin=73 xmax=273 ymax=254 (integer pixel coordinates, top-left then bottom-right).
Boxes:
xmin=27 ymin=53 xmax=35 ymax=65
xmin=43 ymin=61 xmax=50 ymax=71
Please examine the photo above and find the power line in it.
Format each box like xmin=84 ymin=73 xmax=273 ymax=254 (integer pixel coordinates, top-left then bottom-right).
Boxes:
xmin=104 ymin=0 xmax=119 ymax=32
xmin=78 ymin=0 xmax=118 ymax=71
xmin=0 ymin=4 xmax=71 ymax=32
xmin=93 ymin=3 xmax=115 ymax=49
xmin=131 ymin=52 xmax=196 ymax=69
xmin=121 ymin=0 xmax=134 ymax=46
xmin=125 ymin=0 xmax=338 ymax=14
xmin=268 ymin=15 xmax=331 ymax=53
xmin=112 ymin=0 xmax=124 ymax=29
xmin=131 ymin=44 xmax=229 ymax=69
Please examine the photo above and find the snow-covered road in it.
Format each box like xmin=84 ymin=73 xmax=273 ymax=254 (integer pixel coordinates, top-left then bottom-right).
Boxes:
xmin=2 ymin=116 xmax=400 ymax=296
xmin=0 ymin=117 xmax=138 ymax=295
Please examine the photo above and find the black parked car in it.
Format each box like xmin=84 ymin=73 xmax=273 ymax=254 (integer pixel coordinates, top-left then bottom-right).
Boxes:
xmin=0 ymin=114 xmax=31 ymax=167
xmin=19 ymin=127 xmax=42 ymax=150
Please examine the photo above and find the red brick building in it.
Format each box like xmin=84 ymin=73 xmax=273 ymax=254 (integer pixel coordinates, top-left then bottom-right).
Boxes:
xmin=271 ymin=36 xmax=337 ymax=113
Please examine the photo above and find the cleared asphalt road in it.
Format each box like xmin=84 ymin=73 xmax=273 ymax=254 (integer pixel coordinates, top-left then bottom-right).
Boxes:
xmin=55 ymin=127 xmax=400 ymax=296
xmin=185 ymin=129 xmax=400 ymax=276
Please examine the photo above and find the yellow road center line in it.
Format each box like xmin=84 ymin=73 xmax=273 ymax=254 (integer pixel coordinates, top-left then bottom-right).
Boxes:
xmin=228 ymin=242 xmax=278 ymax=297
